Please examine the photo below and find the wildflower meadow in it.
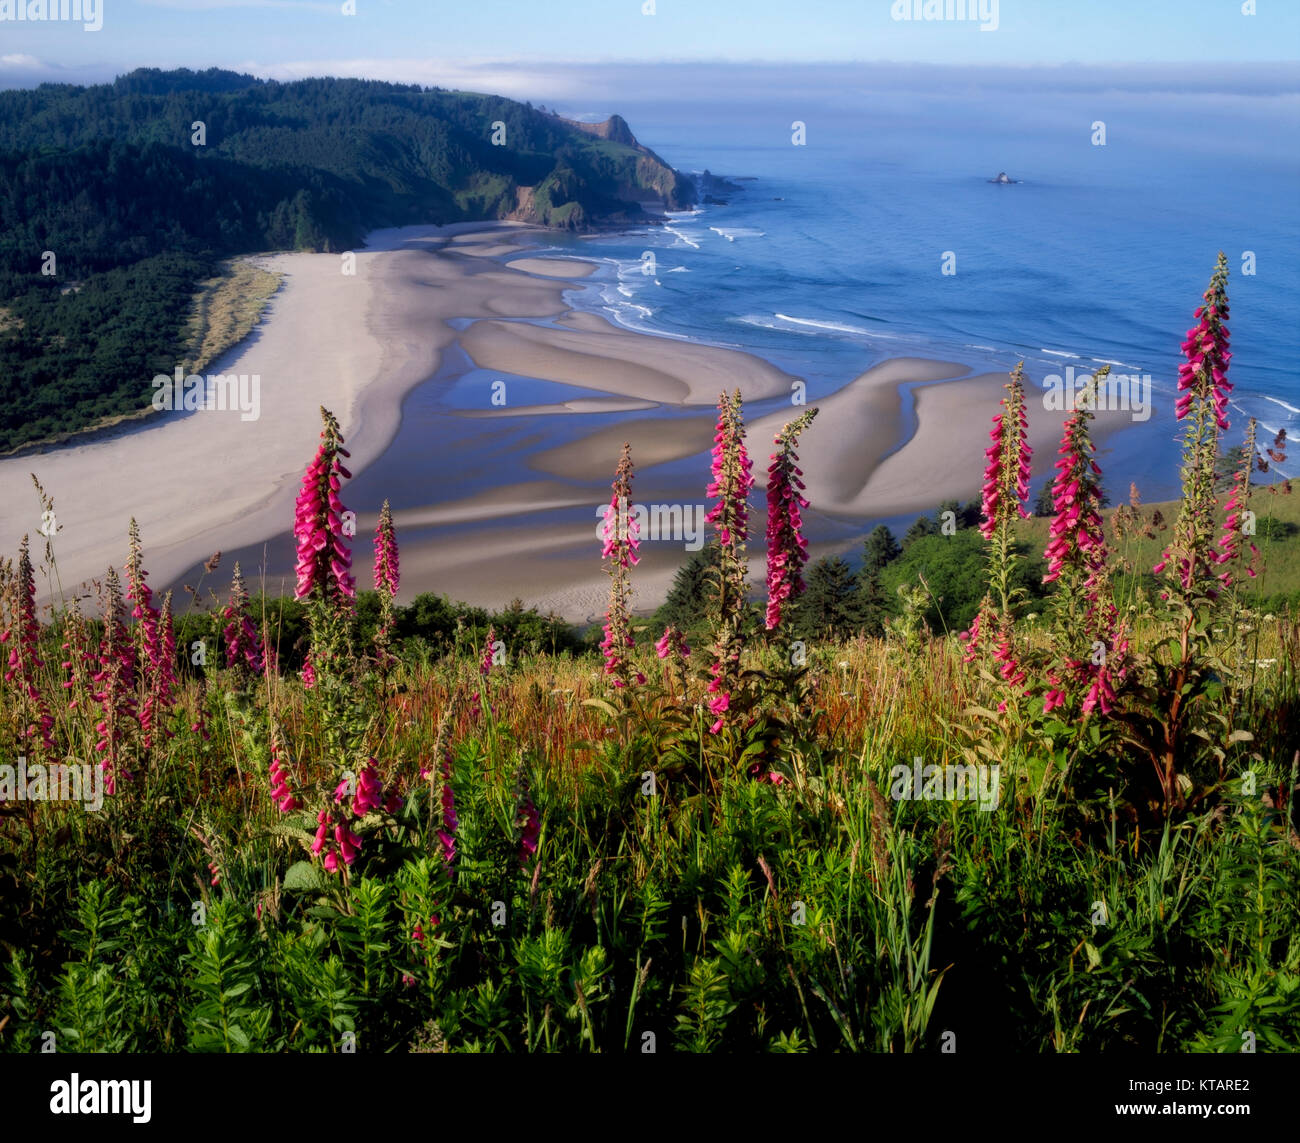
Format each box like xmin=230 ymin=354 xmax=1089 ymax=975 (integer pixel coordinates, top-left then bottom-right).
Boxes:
xmin=1 ymin=254 xmax=1297 ymax=1065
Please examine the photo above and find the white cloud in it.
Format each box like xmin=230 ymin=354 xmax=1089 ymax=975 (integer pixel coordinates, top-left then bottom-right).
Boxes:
xmin=0 ymin=54 xmax=44 ymax=70
xmin=236 ymin=57 xmax=596 ymax=100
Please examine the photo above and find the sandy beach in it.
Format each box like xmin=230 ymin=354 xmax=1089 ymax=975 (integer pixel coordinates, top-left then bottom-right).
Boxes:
xmin=0 ymin=220 xmax=1126 ymax=624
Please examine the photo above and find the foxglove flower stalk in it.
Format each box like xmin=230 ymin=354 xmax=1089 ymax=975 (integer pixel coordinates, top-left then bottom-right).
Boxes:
xmin=293 ymin=407 xmax=356 ymax=692
xmin=222 ymin=562 xmax=269 ymax=676
xmin=92 ymin=566 xmax=136 ymax=795
xmin=3 ymin=536 xmax=54 ymax=753
xmin=1214 ymin=419 xmax=1259 ymax=589
xmin=1081 ymin=626 xmax=1130 ymax=717
xmin=962 ymin=365 xmax=1032 ymax=684
xmin=1042 ymin=387 xmax=1107 ymax=594
xmin=1175 ymin=255 xmax=1233 ymax=431
xmin=1157 ymin=254 xmax=1233 ymax=599
xmin=59 ymin=598 xmax=96 ymax=713
xmin=655 ymin=625 xmax=690 ymax=661
xmin=514 ymin=772 xmax=541 ymax=869
xmin=437 ymin=756 xmax=458 ymax=868
xmin=139 ymin=590 xmax=177 ymax=752
xmin=313 ymin=805 xmax=363 ymax=875
xmin=373 ymin=499 xmax=400 ymax=670
xmin=353 ymin=760 xmax=384 ymax=816
xmin=125 ymin=519 xmax=158 ymax=669
xmin=764 ymin=408 xmax=818 ymax=630
xmin=294 ymin=407 xmax=355 ymax=604
xmin=1039 ymin=371 xmax=1124 ymax=716
xmin=374 ymin=499 xmax=400 ymax=598
xmin=600 ymin=443 xmax=642 ymax=688
xmin=125 ymin=522 xmax=176 ymax=752
xmin=705 ymin=390 xmax=755 ymax=733
xmin=268 ymin=729 xmax=301 ymax=813
xmin=470 ymin=625 xmax=497 ymax=718
xmin=425 ymin=699 xmax=460 ymax=868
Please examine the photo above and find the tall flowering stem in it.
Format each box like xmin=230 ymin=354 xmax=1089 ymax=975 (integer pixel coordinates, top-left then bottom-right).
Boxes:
xmin=1039 ymin=369 xmax=1121 ymax=716
xmin=470 ymin=626 xmax=498 ymax=720
xmin=705 ymin=390 xmax=755 ymax=733
xmin=125 ymin=520 xmax=176 ymax=753
xmin=1157 ymin=253 xmax=1232 ymax=601
xmin=222 ymin=562 xmax=269 ymax=680
xmin=59 ymin=597 xmax=96 ymax=716
xmin=139 ymin=589 xmax=177 ymax=753
xmin=962 ymin=365 xmax=1032 ymax=694
xmin=514 ymin=773 xmax=541 ymax=872
xmin=373 ymin=499 xmax=400 ymax=673
xmin=313 ymin=758 xmax=388 ymax=877
xmin=1214 ymin=418 xmax=1259 ymax=592
xmin=600 ymin=442 xmax=643 ymax=689
xmin=425 ymin=695 xmax=460 ymax=871
xmin=268 ymin=723 xmax=302 ymax=813
xmin=92 ymin=567 xmax=136 ymax=795
xmin=2 ymin=536 xmax=54 ymax=755
xmin=293 ymin=406 xmax=356 ymax=688
xmin=764 ymin=408 xmax=818 ymax=631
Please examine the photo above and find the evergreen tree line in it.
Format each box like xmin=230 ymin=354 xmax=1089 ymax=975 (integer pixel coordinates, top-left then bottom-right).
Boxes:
xmin=654 ymin=500 xmax=1052 ymax=642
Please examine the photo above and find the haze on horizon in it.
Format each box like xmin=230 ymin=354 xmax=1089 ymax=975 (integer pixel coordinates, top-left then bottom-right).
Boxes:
xmin=2 ymin=0 xmax=1298 ymax=99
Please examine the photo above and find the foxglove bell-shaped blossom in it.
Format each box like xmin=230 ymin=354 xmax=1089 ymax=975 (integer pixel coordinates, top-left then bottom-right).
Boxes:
xmin=764 ymin=409 xmax=818 ymax=630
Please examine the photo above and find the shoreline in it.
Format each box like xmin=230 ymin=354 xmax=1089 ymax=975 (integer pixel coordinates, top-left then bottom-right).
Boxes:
xmin=2 ymin=220 xmax=1160 ymax=624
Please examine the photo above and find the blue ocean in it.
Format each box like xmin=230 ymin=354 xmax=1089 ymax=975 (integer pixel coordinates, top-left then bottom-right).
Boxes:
xmin=525 ymin=89 xmax=1300 ymax=504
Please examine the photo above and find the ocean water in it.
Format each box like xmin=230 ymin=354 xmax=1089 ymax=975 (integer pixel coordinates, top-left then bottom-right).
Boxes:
xmin=527 ymin=91 xmax=1300 ymax=502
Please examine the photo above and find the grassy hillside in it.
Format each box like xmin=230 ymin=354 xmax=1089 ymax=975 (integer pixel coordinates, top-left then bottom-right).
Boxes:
xmin=2 ymin=371 xmax=1297 ymax=1053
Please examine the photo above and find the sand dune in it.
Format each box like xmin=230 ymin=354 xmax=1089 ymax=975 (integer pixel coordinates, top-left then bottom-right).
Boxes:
xmin=460 ymin=312 xmax=802 ymax=407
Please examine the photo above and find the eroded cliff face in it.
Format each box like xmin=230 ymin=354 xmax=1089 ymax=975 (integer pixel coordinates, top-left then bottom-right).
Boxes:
xmin=566 ymin=114 xmax=639 ymax=146
xmin=555 ymin=114 xmax=697 ymax=214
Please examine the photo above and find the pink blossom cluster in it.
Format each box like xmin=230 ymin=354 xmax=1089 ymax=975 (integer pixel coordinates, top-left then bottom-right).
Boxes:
xmin=704 ymin=392 xmax=754 ymax=733
xmin=268 ymin=737 xmax=301 ymax=813
xmin=92 ymin=568 xmax=137 ymax=794
xmin=437 ymin=757 xmax=458 ymax=868
xmin=312 ymin=809 xmax=361 ymax=874
xmin=373 ymin=499 xmax=400 ymax=599
xmin=654 ymin=625 xmax=690 ymax=661
xmin=706 ymin=391 xmax=755 ymax=550
xmin=1080 ymin=631 xmax=1130 ymax=717
xmin=764 ymin=410 xmax=817 ymax=630
xmin=2 ymin=537 xmax=54 ymax=752
xmin=978 ymin=383 xmax=1032 ymax=542
xmin=126 ymin=522 xmax=176 ymax=751
xmin=293 ymin=407 xmax=355 ymax=604
xmin=706 ymin=658 xmax=734 ymax=735
xmin=1175 ymin=299 xmax=1232 ymax=431
xmin=1042 ymin=413 xmax=1106 ymax=589
xmin=222 ymin=563 xmax=269 ymax=675
xmin=470 ymin=625 xmax=497 ymax=717
xmin=312 ymin=760 xmax=388 ymax=874
xmin=600 ymin=444 xmax=644 ymax=688
xmin=139 ymin=595 xmax=177 ymax=752
xmin=1213 ymin=422 xmax=1260 ymax=590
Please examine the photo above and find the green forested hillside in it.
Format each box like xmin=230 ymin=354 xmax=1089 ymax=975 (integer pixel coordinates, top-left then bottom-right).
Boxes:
xmin=0 ymin=69 xmax=694 ymax=451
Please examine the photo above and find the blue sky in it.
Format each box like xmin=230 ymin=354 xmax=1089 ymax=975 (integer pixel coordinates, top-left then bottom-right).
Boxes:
xmin=1 ymin=0 xmax=1297 ymax=91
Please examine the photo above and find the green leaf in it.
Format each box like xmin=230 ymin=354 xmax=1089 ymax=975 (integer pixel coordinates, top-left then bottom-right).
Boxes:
xmin=283 ymin=861 xmax=326 ymax=891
